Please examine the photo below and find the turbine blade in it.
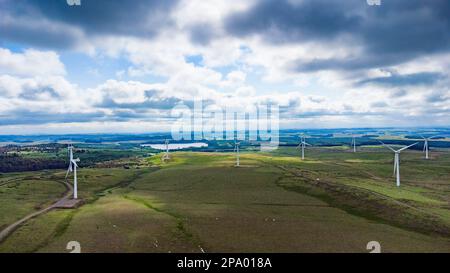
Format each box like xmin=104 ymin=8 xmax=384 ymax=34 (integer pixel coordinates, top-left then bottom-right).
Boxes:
xmin=398 ymin=142 xmax=418 ymax=152
xmin=379 ymin=141 xmax=396 ymax=152
xmin=72 ymin=159 xmax=80 ymax=167
xmin=65 ymin=166 xmax=71 ymax=179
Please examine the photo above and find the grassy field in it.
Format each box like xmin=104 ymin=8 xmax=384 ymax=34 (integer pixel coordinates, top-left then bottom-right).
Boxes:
xmin=0 ymin=171 xmax=66 ymax=231
xmin=0 ymin=147 xmax=449 ymax=252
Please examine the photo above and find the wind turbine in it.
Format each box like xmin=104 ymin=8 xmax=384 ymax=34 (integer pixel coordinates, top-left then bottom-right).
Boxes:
xmin=297 ymin=135 xmax=311 ymax=160
xmin=65 ymin=145 xmax=81 ymax=199
xmin=162 ymin=139 xmax=170 ymax=161
xmin=421 ymin=135 xmax=441 ymax=160
xmin=234 ymin=141 xmax=240 ymax=167
xmin=380 ymin=141 xmax=418 ymax=187
xmin=351 ymin=135 xmax=357 ymax=153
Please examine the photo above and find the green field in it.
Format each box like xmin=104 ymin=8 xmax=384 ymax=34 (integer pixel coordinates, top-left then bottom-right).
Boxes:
xmin=0 ymin=171 xmax=66 ymax=231
xmin=0 ymin=147 xmax=449 ymax=252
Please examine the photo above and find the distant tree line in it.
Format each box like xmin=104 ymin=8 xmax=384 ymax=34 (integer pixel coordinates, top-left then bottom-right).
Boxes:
xmin=0 ymin=148 xmax=139 ymax=173
xmin=0 ymin=154 xmax=66 ymax=172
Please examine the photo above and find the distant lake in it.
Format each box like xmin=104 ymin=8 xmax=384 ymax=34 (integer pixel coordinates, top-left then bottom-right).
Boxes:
xmin=141 ymin=142 xmax=208 ymax=150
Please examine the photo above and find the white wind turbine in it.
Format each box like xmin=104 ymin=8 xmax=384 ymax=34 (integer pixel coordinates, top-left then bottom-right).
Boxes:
xmin=421 ymin=135 xmax=441 ymax=160
xmin=162 ymin=139 xmax=170 ymax=161
xmin=65 ymin=145 xmax=81 ymax=199
xmin=297 ymin=135 xmax=311 ymax=160
xmin=234 ymin=141 xmax=240 ymax=167
xmin=351 ymin=135 xmax=357 ymax=153
xmin=380 ymin=141 xmax=418 ymax=187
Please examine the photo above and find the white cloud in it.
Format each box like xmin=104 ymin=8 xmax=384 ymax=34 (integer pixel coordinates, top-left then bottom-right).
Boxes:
xmin=0 ymin=0 xmax=449 ymax=132
xmin=0 ymin=48 xmax=66 ymax=77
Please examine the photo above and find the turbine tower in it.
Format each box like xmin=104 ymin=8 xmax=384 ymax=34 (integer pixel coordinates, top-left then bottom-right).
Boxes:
xmin=297 ymin=135 xmax=311 ymax=160
xmin=351 ymin=135 xmax=357 ymax=153
xmin=380 ymin=141 xmax=418 ymax=187
xmin=234 ymin=141 xmax=240 ymax=167
xmin=162 ymin=139 xmax=170 ymax=161
xmin=421 ymin=135 xmax=440 ymax=160
xmin=65 ymin=145 xmax=81 ymax=199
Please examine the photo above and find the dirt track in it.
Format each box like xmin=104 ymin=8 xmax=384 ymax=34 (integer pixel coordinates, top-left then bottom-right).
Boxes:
xmin=0 ymin=180 xmax=73 ymax=243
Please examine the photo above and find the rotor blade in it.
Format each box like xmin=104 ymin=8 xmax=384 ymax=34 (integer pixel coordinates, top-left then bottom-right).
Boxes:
xmin=65 ymin=165 xmax=71 ymax=179
xmin=379 ymin=141 xmax=396 ymax=152
xmin=72 ymin=158 xmax=80 ymax=167
xmin=303 ymin=142 xmax=312 ymax=146
xmin=428 ymin=135 xmax=443 ymax=140
xmin=398 ymin=142 xmax=418 ymax=152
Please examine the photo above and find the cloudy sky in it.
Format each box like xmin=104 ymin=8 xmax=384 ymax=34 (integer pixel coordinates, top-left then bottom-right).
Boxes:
xmin=0 ymin=0 xmax=449 ymax=134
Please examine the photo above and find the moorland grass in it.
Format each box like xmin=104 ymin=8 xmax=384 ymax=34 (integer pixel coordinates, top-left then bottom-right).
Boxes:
xmin=1 ymin=148 xmax=449 ymax=252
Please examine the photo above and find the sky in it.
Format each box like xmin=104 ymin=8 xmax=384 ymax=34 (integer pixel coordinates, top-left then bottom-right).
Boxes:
xmin=0 ymin=0 xmax=449 ymax=134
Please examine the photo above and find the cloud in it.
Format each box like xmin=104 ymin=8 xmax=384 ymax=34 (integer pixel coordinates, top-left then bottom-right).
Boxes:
xmin=0 ymin=0 xmax=179 ymax=49
xmin=357 ymin=72 xmax=444 ymax=87
xmin=370 ymin=101 xmax=388 ymax=108
xmin=225 ymin=0 xmax=361 ymax=43
xmin=391 ymin=90 xmax=408 ymax=98
xmin=0 ymin=75 xmax=77 ymax=101
xmin=292 ymin=55 xmax=404 ymax=72
xmin=226 ymin=0 xmax=450 ymax=71
xmin=0 ymin=48 xmax=66 ymax=77
xmin=0 ymin=13 xmax=87 ymax=50
xmin=0 ymin=110 xmax=106 ymax=126
xmin=189 ymin=23 xmax=218 ymax=45
xmin=0 ymin=1 xmax=449 ymax=132
xmin=426 ymin=91 xmax=449 ymax=103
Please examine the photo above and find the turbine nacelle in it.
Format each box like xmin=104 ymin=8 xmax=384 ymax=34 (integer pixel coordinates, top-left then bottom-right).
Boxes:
xmin=72 ymin=158 xmax=80 ymax=166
